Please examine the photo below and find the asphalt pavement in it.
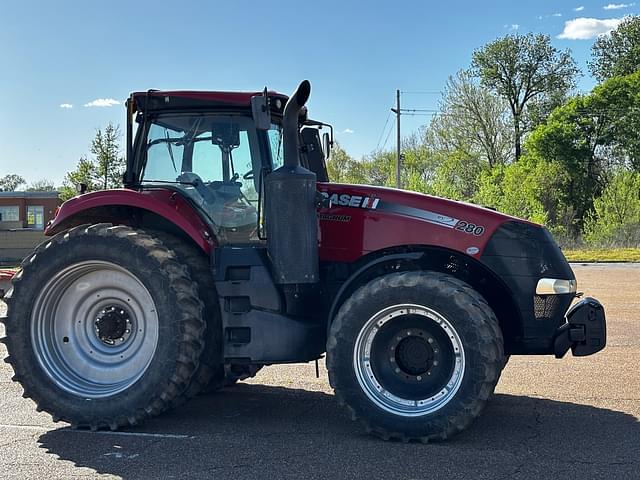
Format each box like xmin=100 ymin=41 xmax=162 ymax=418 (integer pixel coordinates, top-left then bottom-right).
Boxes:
xmin=0 ymin=263 xmax=638 ymax=479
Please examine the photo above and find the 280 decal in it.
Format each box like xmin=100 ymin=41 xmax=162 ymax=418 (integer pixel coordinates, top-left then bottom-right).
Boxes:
xmin=454 ymin=220 xmax=485 ymax=236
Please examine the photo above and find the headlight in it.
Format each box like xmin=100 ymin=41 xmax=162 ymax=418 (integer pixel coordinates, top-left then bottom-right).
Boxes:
xmin=536 ymin=278 xmax=577 ymax=295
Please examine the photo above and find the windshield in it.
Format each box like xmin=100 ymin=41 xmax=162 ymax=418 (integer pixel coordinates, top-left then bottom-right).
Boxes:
xmin=141 ymin=113 xmax=268 ymax=243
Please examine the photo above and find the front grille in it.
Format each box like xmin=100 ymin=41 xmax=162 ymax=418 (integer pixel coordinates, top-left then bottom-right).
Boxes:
xmin=534 ymin=295 xmax=565 ymax=321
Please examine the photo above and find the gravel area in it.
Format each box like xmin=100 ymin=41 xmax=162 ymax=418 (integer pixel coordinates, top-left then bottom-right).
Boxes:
xmin=0 ymin=264 xmax=638 ymax=479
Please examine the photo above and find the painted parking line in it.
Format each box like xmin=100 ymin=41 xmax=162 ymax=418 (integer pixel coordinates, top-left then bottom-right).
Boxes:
xmin=0 ymin=423 xmax=195 ymax=439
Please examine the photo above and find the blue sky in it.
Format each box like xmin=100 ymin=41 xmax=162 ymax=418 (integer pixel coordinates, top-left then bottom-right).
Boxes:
xmin=1 ymin=0 xmax=638 ymax=186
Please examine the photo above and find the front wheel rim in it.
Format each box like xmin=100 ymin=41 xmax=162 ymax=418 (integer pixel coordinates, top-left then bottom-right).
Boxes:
xmin=30 ymin=261 xmax=159 ymax=399
xmin=353 ymin=304 xmax=465 ymax=417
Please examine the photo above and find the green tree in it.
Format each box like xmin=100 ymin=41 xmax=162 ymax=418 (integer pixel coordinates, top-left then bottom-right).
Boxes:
xmin=91 ymin=123 xmax=125 ymax=189
xmin=589 ymin=16 xmax=640 ymax=82
xmin=583 ymin=170 xmax=640 ymax=246
xmin=472 ymin=33 xmax=579 ymax=161
xmin=593 ymin=70 xmax=640 ymax=171
xmin=400 ymin=135 xmax=436 ymax=193
xmin=26 ymin=179 xmax=56 ymax=191
xmin=362 ymin=150 xmax=397 ymax=187
xmin=326 ymin=143 xmax=369 ymax=184
xmin=59 ymin=156 xmax=98 ymax=201
xmin=431 ymin=150 xmax=484 ymax=201
xmin=0 ymin=174 xmax=26 ymax=191
xmin=60 ymin=123 xmax=125 ymax=201
xmin=523 ymin=95 xmax=609 ymax=233
xmin=427 ymin=70 xmax=513 ymax=167
xmin=522 ymin=69 xmax=640 ymax=237
xmin=475 ymin=156 xmax=571 ymax=231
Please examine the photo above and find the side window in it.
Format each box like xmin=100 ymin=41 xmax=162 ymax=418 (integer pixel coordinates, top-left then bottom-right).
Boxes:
xmin=267 ymin=126 xmax=284 ymax=170
xmin=140 ymin=114 xmax=264 ymax=244
xmin=233 ymin=132 xmax=258 ymax=202
xmin=144 ymin=124 xmax=184 ymax=180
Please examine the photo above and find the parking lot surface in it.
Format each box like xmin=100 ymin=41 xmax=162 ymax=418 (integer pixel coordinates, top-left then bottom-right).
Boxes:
xmin=0 ymin=264 xmax=638 ymax=479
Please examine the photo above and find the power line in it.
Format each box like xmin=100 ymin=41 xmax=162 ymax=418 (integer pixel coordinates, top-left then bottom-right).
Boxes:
xmin=381 ymin=117 xmax=395 ymax=151
xmin=375 ymin=109 xmax=393 ymax=151
xmin=401 ymin=90 xmax=442 ymax=95
xmin=400 ymin=108 xmax=439 ymax=113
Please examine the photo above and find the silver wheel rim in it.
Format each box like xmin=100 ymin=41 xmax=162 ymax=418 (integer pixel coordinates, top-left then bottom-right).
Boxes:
xmin=353 ymin=304 xmax=465 ymax=417
xmin=31 ymin=261 xmax=159 ymax=399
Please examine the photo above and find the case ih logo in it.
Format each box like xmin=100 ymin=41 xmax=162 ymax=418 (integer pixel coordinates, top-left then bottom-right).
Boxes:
xmin=320 ymin=192 xmax=380 ymax=209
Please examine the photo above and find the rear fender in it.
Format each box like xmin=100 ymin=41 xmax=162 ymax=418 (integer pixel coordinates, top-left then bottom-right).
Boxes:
xmin=45 ymin=189 xmax=214 ymax=253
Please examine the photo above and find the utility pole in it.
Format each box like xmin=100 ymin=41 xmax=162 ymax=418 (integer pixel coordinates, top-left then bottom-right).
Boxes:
xmin=391 ymin=89 xmax=401 ymax=188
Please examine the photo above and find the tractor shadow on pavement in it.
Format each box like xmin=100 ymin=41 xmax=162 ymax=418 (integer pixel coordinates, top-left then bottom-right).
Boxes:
xmin=37 ymin=384 xmax=639 ymax=479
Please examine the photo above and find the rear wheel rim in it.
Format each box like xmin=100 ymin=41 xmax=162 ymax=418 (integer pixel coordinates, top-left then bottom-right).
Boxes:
xmin=30 ymin=261 xmax=159 ymax=399
xmin=353 ymin=304 xmax=465 ymax=417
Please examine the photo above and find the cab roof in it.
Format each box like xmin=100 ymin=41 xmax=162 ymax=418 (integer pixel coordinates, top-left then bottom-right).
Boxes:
xmin=129 ymin=90 xmax=289 ymax=113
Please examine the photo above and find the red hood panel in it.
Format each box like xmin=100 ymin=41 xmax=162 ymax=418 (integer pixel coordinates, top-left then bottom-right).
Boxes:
xmin=317 ymin=183 xmax=532 ymax=263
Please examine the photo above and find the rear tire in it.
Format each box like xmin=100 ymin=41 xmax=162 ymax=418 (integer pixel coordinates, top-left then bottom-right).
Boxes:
xmin=2 ymin=224 xmax=205 ymax=430
xmin=327 ymin=271 xmax=504 ymax=442
xmin=148 ymin=231 xmax=224 ymax=402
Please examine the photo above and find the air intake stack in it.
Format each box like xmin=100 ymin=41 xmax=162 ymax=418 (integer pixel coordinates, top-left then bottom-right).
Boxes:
xmin=265 ymin=80 xmax=318 ymax=284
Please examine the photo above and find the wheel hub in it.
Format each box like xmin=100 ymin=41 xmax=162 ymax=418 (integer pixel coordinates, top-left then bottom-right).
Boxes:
xmin=94 ymin=305 xmax=133 ymax=346
xmin=353 ymin=304 xmax=465 ymax=416
xmin=392 ymin=329 xmax=436 ymax=377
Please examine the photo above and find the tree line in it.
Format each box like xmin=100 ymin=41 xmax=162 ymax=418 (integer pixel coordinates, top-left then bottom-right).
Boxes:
xmin=329 ymin=17 xmax=640 ymax=248
xmin=4 ymin=18 xmax=640 ymax=248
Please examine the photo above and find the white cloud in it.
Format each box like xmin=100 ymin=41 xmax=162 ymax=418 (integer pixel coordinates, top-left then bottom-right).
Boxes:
xmin=83 ymin=98 xmax=121 ymax=108
xmin=558 ymin=17 xmax=623 ymax=39
xmin=342 ymin=128 xmax=354 ymax=134
xmin=59 ymin=103 xmax=73 ymax=109
xmin=574 ymin=6 xmax=585 ymax=11
xmin=604 ymin=2 xmax=635 ymax=9
xmin=552 ymin=12 xmax=563 ymax=17
xmin=505 ymin=23 xmax=520 ymax=30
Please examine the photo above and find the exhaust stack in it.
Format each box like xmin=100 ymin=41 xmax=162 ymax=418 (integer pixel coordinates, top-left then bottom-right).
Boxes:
xmin=265 ymin=80 xmax=318 ymax=284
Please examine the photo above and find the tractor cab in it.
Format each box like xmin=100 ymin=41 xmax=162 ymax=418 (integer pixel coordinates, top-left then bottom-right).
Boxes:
xmin=123 ymin=89 xmax=332 ymax=244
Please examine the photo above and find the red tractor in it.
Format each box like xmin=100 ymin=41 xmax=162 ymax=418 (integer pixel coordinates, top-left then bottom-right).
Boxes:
xmin=1 ymin=81 xmax=606 ymax=441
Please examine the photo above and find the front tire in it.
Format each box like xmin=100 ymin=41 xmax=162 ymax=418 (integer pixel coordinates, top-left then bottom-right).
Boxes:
xmin=327 ymin=271 xmax=504 ymax=442
xmin=2 ymin=224 xmax=205 ymax=430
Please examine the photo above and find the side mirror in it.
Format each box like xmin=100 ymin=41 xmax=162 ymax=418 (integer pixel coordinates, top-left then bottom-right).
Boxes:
xmin=251 ymin=89 xmax=271 ymax=130
xmin=322 ymin=132 xmax=332 ymax=160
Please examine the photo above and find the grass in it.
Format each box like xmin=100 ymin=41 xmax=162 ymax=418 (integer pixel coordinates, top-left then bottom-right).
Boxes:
xmin=563 ymin=248 xmax=640 ymax=263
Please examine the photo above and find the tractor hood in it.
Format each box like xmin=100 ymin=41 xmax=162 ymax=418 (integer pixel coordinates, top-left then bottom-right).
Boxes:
xmin=317 ymin=182 xmax=538 ymax=263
